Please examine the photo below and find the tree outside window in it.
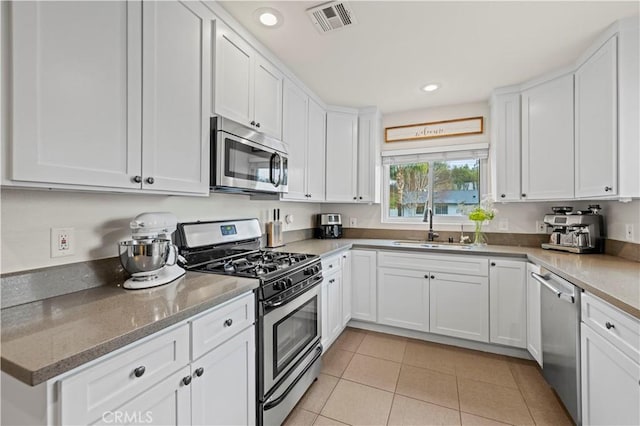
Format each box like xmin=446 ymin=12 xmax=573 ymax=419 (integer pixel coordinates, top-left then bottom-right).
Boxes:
xmin=388 ymin=159 xmax=480 ymax=219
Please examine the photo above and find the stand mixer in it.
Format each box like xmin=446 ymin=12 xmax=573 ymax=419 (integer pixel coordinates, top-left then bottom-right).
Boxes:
xmin=118 ymin=212 xmax=185 ymax=290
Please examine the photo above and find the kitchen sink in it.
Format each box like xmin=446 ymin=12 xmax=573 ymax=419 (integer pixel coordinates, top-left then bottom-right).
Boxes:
xmin=391 ymin=240 xmax=473 ymax=250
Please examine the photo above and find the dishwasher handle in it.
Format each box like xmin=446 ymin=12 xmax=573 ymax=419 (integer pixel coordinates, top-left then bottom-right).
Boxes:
xmin=531 ymin=272 xmax=575 ymax=304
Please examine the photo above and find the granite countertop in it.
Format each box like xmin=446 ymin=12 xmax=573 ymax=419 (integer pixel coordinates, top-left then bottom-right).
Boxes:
xmin=280 ymin=239 xmax=640 ymax=319
xmin=1 ymin=272 xmax=258 ymax=386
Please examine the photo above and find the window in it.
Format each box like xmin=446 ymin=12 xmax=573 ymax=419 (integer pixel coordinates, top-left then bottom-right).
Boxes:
xmin=382 ymin=145 xmax=488 ymax=223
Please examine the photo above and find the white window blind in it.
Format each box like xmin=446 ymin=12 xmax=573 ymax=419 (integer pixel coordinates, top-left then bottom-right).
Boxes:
xmin=381 ymin=143 xmax=489 ymax=165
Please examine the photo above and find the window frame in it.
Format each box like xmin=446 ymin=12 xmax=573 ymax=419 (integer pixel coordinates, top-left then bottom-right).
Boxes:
xmin=381 ymin=157 xmax=488 ymax=225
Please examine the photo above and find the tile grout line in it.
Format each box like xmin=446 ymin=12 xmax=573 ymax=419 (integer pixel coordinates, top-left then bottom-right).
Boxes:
xmin=508 ymin=361 xmax=538 ymax=425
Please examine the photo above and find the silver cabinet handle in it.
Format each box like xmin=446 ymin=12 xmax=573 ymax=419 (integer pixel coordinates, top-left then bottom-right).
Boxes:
xmin=530 ymin=272 xmax=575 ymax=303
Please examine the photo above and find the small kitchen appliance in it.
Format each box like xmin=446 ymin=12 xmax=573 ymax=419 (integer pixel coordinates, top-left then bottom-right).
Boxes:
xmin=541 ymin=205 xmax=604 ymax=253
xmin=316 ymin=213 xmax=343 ymax=239
xmin=118 ymin=212 xmax=185 ymax=290
xmin=210 ymin=116 xmax=289 ymax=194
xmin=174 ymin=218 xmax=322 ymax=426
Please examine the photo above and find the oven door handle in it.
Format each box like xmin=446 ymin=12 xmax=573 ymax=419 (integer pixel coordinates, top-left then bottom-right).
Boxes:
xmin=264 ymin=277 xmax=322 ymax=310
xmin=263 ymin=345 xmax=323 ymax=411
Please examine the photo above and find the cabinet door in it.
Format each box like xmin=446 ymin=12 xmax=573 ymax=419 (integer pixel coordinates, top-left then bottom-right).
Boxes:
xmin=192 ymin=326 xmax=256 ymax=426
xmin=321 ymin=278 xmax=329 ymax=349
xmin=281 ymin=80 xmax=308 ymax=201
xmin=94 ymin=366 xmax=191 ymax=426
xmin=521 ymin=74 xmax=574 ymax=200
xmin=491 ymin=92 xmax=521 ymax=201
xmin=430 ymin=273 xmax=489 ymax=342
xmin=378 ymin=268 xmax=429 ymax=332
xmin=11 ymin=1 xmax=142 ymax=189
xmin=575 ymin=36 xmax=618 ymax=198
xmin=350 ymin=250 xmax=377 ymax=322
xmin=214 ymin=22 xmax=253 ymax=127
xmin=357 ymin=109 xmax=380 ymax=203
xmin=328 ymin=271 xmax=343 ymax=345
xmin=326 ymin=110 xmax=358 ymax=202
xmin=253 ymin=57 xmax=283 ymax=139
xmin=526 ymin=263 xmax=543 ymax=366
xmin=581 ymin=324 xmax=640 ymax=426
xmin=341 ymin=251 xmax=352 ymax=326
xmin=489 ymin=259 xmax=527 ymax=348
xmin=141 ymin=1 xmax=211 ymax=195
xmin=307 ymin=98 xmax=327 ymax=201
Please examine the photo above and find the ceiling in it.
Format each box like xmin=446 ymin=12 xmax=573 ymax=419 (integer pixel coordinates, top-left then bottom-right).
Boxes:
xmin=218 ymin=1 xmax=638 ymax=114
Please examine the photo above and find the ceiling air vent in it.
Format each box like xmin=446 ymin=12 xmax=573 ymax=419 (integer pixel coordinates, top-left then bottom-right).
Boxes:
xmin=307 ymin=1 xmax=358 ymax=34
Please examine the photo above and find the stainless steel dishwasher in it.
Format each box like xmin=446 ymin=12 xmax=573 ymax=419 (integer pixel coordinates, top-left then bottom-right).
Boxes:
xmin=530 ymin=268 xmax=581 ymax=425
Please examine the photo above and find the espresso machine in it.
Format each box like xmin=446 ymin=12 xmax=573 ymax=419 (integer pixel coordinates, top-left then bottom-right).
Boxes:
xmin=541 ymin=206 xmax=604 ymax=253
xmin=316 ymin=213 xmax=343 ymax=239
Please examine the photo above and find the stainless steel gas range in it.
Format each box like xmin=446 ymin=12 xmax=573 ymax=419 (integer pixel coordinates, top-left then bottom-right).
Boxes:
xmin=174 ymin=218 xmax=322 ymax=426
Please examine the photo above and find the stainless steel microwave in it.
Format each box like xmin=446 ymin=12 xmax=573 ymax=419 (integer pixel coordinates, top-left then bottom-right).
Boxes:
xmin=210 ymin=117 xmax=288 ymax=194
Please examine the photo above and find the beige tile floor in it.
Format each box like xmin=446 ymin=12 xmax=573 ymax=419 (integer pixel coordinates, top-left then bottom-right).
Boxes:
xmin=283 ymin=328 xmax=574 ymax=426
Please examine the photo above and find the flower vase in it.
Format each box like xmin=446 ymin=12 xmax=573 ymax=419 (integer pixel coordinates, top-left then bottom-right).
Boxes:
xmin=473 ymin=220 xmax=487 ymax=246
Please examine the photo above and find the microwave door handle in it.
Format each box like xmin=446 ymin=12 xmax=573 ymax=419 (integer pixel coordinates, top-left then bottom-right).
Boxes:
xmin=270 ymin=153 xmax=281 ymax=188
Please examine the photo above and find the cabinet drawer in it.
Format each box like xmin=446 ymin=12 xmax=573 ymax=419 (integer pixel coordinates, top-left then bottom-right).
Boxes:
xmin=321 ymin=254 xmax=342 ymax=273
xmin=60 ymin=323 xmax=190 ymax=425
xmin=378 ymin=251 xmax=488 ymax=276
xmin=191 ymin=292 xmax=255 ymax=360
xmin=582 ymin=293 xmax=640 ymax=363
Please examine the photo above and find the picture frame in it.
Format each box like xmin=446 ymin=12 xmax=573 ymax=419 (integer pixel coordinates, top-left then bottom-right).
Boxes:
xmin=385 ymin=116 xmax=484 ymax=143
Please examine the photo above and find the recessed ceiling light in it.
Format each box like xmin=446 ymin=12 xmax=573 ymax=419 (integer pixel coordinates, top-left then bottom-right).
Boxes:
xmin=421 ymin=83 xmax=441 ymax=92
xmin=254 ymin=8 xmax=283 ymax=28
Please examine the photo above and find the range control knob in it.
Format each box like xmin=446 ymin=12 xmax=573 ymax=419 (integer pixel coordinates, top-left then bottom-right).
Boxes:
xmin=304 ymin=267 xmax=314 ymax=275
xmin=315 ymin=265 xmax=321 ymax=274
xmin=273 ymin=281 xmax=284 ymax=291
xmin=286 ymin=278 xmax=294 ymax=288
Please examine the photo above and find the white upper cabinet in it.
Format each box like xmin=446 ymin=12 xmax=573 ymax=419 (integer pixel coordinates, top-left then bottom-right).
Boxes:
xmin=253 ymin=57 xmax=284 ymax=139
xmin=490 ymin=91 xmax=521 ymax=201
xmin=357 ymin=108 xmax=382 ymax=203
xmin=521 ymin=74 xmax=574 ymax=200
xmin=141 ymin=1 xmax=211 ymax=194
xmin=326 ymin=109 xmax=358 ymax=202
xmin=214 ymin=21 xmax=282 ymax=139
xmin=281 ymin=80 xmax=326 ymax=202
xmin=281 ymin=80 xmax=308 ymax=200
xmin=9 ymin=1 xmax=211 ymax=195
xmin=575 ymin=36 xmax=618 ymax=198
xmin=10 ymin=1 xmax=142 ymax=190
xmin=306 ymin=98 xmax=327 ymax=201
xmin=326 ymin=107 xmax=380 ymax=203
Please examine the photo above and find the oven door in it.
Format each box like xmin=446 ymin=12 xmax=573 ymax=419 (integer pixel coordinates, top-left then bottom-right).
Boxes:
xmin=214 ymin=131 xmax=288 ymax=193
xmin=262 ymin=284 xmax=321 ymax=394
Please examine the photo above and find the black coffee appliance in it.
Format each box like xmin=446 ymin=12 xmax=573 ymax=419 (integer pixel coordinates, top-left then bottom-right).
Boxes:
xmin=316 ymin=213 xmax=343 ymax=239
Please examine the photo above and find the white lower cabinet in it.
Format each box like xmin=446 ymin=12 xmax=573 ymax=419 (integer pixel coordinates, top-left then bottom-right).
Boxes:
xmin=321 ymin=253 xmax=348 ymax=350
xmin=1 ymin=292 xmax=256 ymax=426
xmin=102 ymin=366 xmax=192 ymax=426
xmin=581 ymin=324 xmax=640 ymax=425
xmin=191 ymin=326 xmax=256 ymax=426
xmin=350 ymin=250 xmax=377 ymax=322
xmin=341 ymin=251 xmax=352 ymax=326
xmin=378 ymin=268 xmax=429 ymax=332
xmin=526 ymin=263 xmax=543 ymax=366
xmin=581 ymin=293 xmax=640 ymax=425
xmin=489 ymin=259 xmax=527 ymax=348
xmin=429 ymin=273 xmax=489 ymax=343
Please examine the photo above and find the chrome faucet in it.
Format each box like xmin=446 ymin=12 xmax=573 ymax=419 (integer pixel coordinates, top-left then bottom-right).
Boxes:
xmin=422 ymin=203 xmax=439 ymax=241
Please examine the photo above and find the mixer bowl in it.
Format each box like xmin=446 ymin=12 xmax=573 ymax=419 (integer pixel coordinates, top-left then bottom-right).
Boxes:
xmin=118 ymin=239 xmax=171 ymax=276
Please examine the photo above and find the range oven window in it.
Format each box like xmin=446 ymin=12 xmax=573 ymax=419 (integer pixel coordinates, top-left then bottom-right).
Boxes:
xmin=224 ymin=137 xmax=272 ymax=183
xmin=272 ymin=295 xmax=318 ymax=378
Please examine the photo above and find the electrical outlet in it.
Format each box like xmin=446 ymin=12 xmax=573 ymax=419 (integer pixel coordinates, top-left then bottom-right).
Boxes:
xmin=498 ymin=219 xmax=509 ymax=231
xmin=349 ymin=217 xmax=358 ymax=227
xmin=51 ymin=228 xmax=75 ymax=258
xmin=535 ymin=221 xmax=548 ymax=234
xmin=625 ymin=224 xmax=634 ymax=241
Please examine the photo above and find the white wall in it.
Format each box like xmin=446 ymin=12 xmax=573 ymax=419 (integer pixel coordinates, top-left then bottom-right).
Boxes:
xmin=0 ymin=189 xmax=319 ymax=273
